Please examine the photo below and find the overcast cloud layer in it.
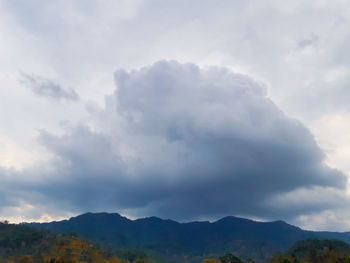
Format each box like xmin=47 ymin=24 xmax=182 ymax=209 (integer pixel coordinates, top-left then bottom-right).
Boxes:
xmin=1 ymin=0 xmax=350 ymax=230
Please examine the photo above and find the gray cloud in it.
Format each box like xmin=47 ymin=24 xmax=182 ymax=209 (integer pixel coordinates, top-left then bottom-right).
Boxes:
xmin=297 ymin=33 xmax=319 ymax=50
xmin=28 ymin=61 xmax=347 ymax=221
xmin=20 ymin=73 xmax=79 ymax=102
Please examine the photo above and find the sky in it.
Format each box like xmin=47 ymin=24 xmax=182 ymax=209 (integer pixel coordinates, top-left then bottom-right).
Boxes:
xmin=0 ymin=0 xmax=350 ymax=231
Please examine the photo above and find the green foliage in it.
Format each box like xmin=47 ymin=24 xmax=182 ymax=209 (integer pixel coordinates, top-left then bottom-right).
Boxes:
xmin=270 ymin=238 xmax=350 ymax=263
xmin=220 ymin=253 xmax=244 ymax=263
xmin=286 ymin=238 xmax=350 ymax=258
xmin=3 ymin=220 xmax=350 ymax=263
xmin=114 ymin=249 xmax=148 ymax=262
xmin=0 ymin=222 xmax=44 ymax=249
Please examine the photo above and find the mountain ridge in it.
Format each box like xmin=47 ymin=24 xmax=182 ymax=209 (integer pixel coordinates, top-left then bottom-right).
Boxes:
xmin=24 ymin=212 xmax=350 ymax=262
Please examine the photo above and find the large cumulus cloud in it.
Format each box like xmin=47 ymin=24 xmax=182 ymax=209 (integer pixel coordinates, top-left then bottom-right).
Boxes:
xmin=27 ymin=61 xmax=347 ymax=221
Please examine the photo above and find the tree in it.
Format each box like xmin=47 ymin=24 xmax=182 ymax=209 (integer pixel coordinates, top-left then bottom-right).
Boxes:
xmin=203 ymin=259 xmax=220 ymax=263
xmin=220 ymin=253 xmax=243 ymax=263
xmin=307 ymin=248 xmax=317 ymax=263
xmin=19 ymin=255 xmax=33 ymax=263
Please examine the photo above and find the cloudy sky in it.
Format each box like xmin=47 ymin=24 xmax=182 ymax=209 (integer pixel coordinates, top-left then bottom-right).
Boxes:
xmin=1 ymin=0 xmax=350 ymax=231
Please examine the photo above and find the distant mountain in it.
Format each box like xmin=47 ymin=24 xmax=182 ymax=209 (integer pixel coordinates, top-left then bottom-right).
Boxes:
xmin=25 ymin=213 xmax=350 ymax=262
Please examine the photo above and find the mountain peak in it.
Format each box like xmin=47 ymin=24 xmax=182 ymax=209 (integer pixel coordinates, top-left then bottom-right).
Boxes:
xmin=214 ymin=215 xmax=256 ymax=224
xmin=70 ymin=212 xmax=130 ymax=222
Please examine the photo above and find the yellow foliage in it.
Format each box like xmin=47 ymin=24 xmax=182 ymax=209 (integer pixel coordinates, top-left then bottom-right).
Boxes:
xmin=0 ymin=235 xmax=124 ymax=263
xmin=19 ymin=255 xmax=33 ymax=263
xmin=203 ymin=258 xmax=220 ymax=263
xmin=107 ymin=258 xmax=122 ymax=263
xmin=132 ymin=259 xmax=153 ymax=263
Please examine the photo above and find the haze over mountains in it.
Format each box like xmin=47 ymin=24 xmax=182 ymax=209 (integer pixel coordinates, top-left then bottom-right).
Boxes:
xmin=25 ymin=212 xmax=350 ymax=262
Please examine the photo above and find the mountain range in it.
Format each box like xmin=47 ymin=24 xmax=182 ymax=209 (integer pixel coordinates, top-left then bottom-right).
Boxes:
xmin=25 ymin=213 xmax=350 ymax=262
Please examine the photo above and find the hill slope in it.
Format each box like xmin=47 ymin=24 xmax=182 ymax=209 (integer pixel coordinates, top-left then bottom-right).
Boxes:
xmin=270 ymin=238 xmax=350 ymax=263
xmin=0 ymin=222 xmax=125 ymax=263
xmin=25 ymin=213 xmax=350 ymax=262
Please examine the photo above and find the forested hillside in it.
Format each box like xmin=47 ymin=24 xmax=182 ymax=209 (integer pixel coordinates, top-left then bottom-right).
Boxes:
xmin=25 ymin=213 xmax=350 ymax=262
xmin=0 ymin=221 xmax=150 ymax=263
xmin=3 ymin=220 xmax=350 ymax=263
xmin=270 ymin=239 xmax=350 ymax=263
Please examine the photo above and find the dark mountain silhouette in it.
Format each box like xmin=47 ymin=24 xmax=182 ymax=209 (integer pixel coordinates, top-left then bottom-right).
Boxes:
xmin=25 ymin=213 xmax=350 ymax=262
